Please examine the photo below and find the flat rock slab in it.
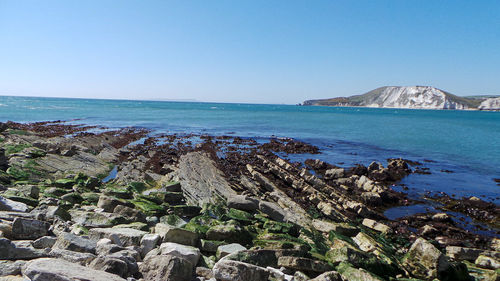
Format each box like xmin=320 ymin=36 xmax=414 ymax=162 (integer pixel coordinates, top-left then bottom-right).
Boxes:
xmin=159 ymin=242 xmax=201 ymax=266
xmin=0 ymin=238 xmax=49 ymax=260
xmin=89 ymin=227 xmax=147 ymax=247
xmin=53 ymin=232 xmax=96 ymax=254
xmin=0 ymin=196 xmax=30 ymax=212
xmin=154 ymin=223 xmax=198 ymax=246
xmin=11 ymin=218 xmax=50 ymax=240
xmin=213 ymin=260 xmax=270 ymax=281
xmin=23 ymin=258 xmax=126 ymax=281
xmin=278 ymin=256 xmax=332 ymax=273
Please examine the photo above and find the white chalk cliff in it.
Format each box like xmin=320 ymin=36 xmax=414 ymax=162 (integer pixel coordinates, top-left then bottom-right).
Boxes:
xmin=478 ymin=97 xmax=500 ymax=111
xmin=303 ymin=86 xmax=484 ymax=110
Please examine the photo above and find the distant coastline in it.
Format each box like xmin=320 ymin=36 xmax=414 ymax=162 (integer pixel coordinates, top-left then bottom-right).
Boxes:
xmin=303 ymin=86 xmax=500 ymax=111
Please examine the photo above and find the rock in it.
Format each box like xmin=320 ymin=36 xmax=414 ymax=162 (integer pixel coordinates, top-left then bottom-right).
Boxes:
xmin=140 ymin=255 xmax=193 ymax=281
xmin=0 ymin=222 xmax=12 ymax=238
xmin=196 ymin=266 xmax=214 ymax=279
xmin=326 ymin=245 xmax=369 ymax=266
xmin=0 ymin=196 xmax=29 ymax=212
xmin=69 ymin=209 xmax=127 ymax=228
xmin=113 ymin=205 xmax=145 ymax=221
xmin=352 ymin=232 xmax=380 ymax=253
xmin=89 ymin=227 xmax=147 ymax=247
xmin=0 ymin=260 xmax=26 ymax=276
xmin=227 ymin=195 xmax=259 ymax=212
xmin=22 ymin=258 xmax=126 ymax=281
xmin=216 ymin=243 xmax=247 ymax=259
xmin=446 ymin=246 xmax=483 ymax=262
xmin=475 ymin=255 xmax=500 ymax=270
xmin=402 ymin=238 xmax=452 ymax=280
xmin=432 ymin=213 xmax=452 ymax=222
xmin=310 ymin=271 xmax=343 ymax=281
xmin=491 ymin=238 xmax=500 ymax=251
xmin=11 ymin=218 xmax=50 ymax=240
xmin=362 ymin=218 xmax=392 ymax=234
xmin=53 ymin=232 xmax=96 ymax=254
xmin=324 ymin=168 xmax=345 ymax=180
xmin=159 ymin=242 xmax=201 ymax=266
xmin=258 ymin=201 xmax=286 ymax=222
xmin=173 ymin=151 xmax=237 ymax=205
xmin=278 ymin=256 xmax=332 ymax=273
xmin=201 ymin=239 xmax=226 ymax=253
xmin=0 ymin=238 xmax=49 ymax=260
xmin=312 ymin=219 xmax=359 ymax=236
xmin=154 ymin=223 xmax=198 ymax=246
xmin=206 ymin=222 xmax=252 ymax=245
xmin=140 ymin=233 xmax=160 ymax=258
xmin=419 ymin=224 xmax=439 ymax=236
xmin=213 ymin=259 xmax=269 ymax=281
xmin=361 ymin=192 xmax=382 ymax=205
xmin=0 ymin=275 xmax=25 ymax=281
xmin=97 ymin=195 xmax=124 ymax=212
xmin=89 ymin=256 xmax=132 ymax=278
xmin=48 ymin=248 xmax=96 ymax=265
xmin=32 ymin=236 xmax=57 ymax=249
xmin=337 ymin=263 xmax=384 ymax=281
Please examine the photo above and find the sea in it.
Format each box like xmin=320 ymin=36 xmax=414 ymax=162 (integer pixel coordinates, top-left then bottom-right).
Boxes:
xmin=1 ymin=96 xmax=499 ymax=229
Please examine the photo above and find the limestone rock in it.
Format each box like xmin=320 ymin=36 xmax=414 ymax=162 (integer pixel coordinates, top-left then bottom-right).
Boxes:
xmin=159 ymin=242 xmax=201 ymax=266
xmin=173 ymin=151 xmax=237 ymax=205
xmin=362 ymin=218 xmax=392 ymax=234
xmin=278 ymin=256 xmax=332 ymax=273
xmin=140 ymin=255 xmax=193 ymax=281
xmin=213 ymin=259 xmax=269 ymax=281
xmin=403 ymin=238 xmax=452 ymax=280
xmin=0 ymin=196 xmax=29 ymax=213
xmin=475 ymin=255 xmax=500 ymax=270
xmin=140 ymin=233 xmax=160 ymax=258
xmin=0 ymin=260 xmax=26 ymax=277
xmin=22 ymin=258 xmax=126 ymax=281
xmin=310 ymin=271 xmax=343 ymax=281
xmin=216 ymin=243 xmax=247 ymax=259
xmin=89 ymin=227 xmax=147 ymax=247
xmin=446 ymin=246 xmax=482 ymax=262
xmin=32 ymin=236 xmax=57 ymax=249
xmin=53 ymin=232 xmax=96 ymax=254
xmin=227 ymin=195 xmax=259 ymax=212
xmin=48 ymin=248 xmax=96 ymax=265
xmin=154 ymin=223 xmax=198 ymax=246
xmin=0 ymin=238 xmax=49 ymax=260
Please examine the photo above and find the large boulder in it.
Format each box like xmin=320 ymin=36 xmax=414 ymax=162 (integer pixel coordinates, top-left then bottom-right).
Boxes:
xmin=139 ymin=255 xmax=193 ymax=281
xmin=89 ymin=227 xmax=147 ymax=247
xmin=402 ymin=238 xmax=453 ymax=280
xmin=213 ymin=259 xmax=270 ymax=281
xmin=0 ymin=196 xmax=29 ymax=212
xmin=159 ymin=242 xmax=201 ymax=266
xmin=22 ymin=258 xmax=126 ymax=281
xmin=154 ymin=223 xmax=198 ymax=246
xmin=172 ymin=152 xmax=237 ymax=205
xmin=227 ymin=195 xmax=259 ymax=212
xmin=0 ymin=260 xmax=26 ymax=276
xmin=0 ymin=238 xmax=49 ymax=260
xmin=11 ymin=218 xmax=50 ymax=240
xmin=53 ymin=232 xmax=96 ymax=254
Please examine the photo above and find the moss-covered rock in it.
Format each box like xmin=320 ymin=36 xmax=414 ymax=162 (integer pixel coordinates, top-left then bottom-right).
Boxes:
xmin=60 ymin=192 xmax=84 ymax=204
xmin=264 ymin=220 xmax=300 ymax=237
xmin=54 ymin=178 xmax=76 ymax=188
xmin=336 ymin=262 xmax=384 ymax=281
xmin=113 ymin=222 xmax=149 ymax=231
xmin=206 ymin=221 xmax=252 ymax=245
xmin=129 ymin=198 xmax=166 ymax=216
xmin=80 ymin=192 xmax=100 ymax=205
xmin=225 ymin=208 xmax=254 ymax=223
xmin=171 ymin=205 xmax=202 ymax=218
xmin=6 ymin=166 xmax=30 ymax=181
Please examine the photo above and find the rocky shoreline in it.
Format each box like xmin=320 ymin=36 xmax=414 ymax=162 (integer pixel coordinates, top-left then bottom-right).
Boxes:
xmin=0 ymin=120 xmax=498 ymax=281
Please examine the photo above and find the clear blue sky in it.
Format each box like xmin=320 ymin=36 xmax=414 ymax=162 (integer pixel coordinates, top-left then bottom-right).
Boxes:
xmin=1 ymin=0 xmax=499 ymax=104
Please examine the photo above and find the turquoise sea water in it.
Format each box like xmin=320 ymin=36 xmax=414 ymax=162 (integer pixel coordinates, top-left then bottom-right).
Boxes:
xmin=1 ymin=96 xmax=499 ymax=205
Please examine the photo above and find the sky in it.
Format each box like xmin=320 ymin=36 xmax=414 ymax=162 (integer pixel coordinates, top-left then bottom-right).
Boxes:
xmin=0 ymin=0 xmax=499 ymax=104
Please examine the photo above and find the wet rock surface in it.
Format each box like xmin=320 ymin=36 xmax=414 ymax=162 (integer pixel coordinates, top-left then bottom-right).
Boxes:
xmin=0 ymin=121 xmax=497 ymax=280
